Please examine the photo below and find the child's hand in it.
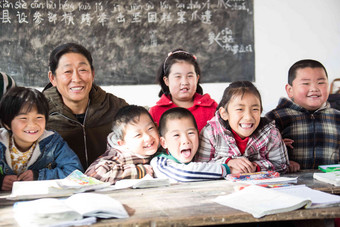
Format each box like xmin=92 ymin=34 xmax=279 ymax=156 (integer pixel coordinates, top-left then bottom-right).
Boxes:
xmin=1 ymin=175 xmax=18 ymax=191
xmin=228 ymin=158 xmax=256 ymax=173
xmin=283 ymin=138 xmax=294 ymax=149
xmin=288 ymin=160 xmax=300 ymax=173
xmin=144 ymin=165 xmax=154 ymax=177
xmin=18 ymin=170 xmax=34 ymax=181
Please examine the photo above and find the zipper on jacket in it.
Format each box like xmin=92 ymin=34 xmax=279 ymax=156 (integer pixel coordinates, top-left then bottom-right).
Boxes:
xmin=311 ymin=114 xmax=316 ymax=168
xmin=50 ymin=99 xmax=90 ymax=168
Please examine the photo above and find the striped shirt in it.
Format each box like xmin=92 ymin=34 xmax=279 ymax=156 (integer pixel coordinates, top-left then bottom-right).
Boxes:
xmin=266 ymin=97 xmax=340 ymax=169
xmin=150 ymin=149 xmax=230 ymax=183
xmin=195 ymin=111 xmax=289 ymax=173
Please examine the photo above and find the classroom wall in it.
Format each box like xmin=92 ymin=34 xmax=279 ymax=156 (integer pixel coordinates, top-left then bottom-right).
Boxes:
xmin=99 ymin=0 xmax=340 ymax=114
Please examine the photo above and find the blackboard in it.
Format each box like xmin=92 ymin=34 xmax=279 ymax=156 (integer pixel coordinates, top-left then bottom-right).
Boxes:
xmin=0 ymin=0 xmax=254 ymax=86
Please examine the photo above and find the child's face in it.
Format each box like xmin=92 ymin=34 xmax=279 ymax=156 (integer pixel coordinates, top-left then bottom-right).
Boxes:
xmin=219 ymin=92 xmax=261 ymax=139
xmin=286 ymin=67 xmax=329 ymax=111
xmin=119 ymin=113 xmax=159 ymax=157
xmin=9 ymin=105 xmax=46 ymax=151
xmin=164 ymin=61 xmax=199 ymax=106
xmin=160 ymin=117 xmax=199 ymax=163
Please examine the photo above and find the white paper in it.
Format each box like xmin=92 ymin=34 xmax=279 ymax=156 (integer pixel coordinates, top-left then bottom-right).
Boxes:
xmin=214 ymin=185 xmax=311 ymax=218
xmin=273 ymin=185 xmax=340 ymax=207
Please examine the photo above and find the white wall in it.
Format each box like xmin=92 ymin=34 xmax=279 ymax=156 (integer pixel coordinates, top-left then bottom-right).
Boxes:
xmin=99 ymin=0 xmax=340 ymax=114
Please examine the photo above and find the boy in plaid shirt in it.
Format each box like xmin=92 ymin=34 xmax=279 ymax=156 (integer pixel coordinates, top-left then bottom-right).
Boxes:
xmin=85 ymin=105 xmax=159 ymax=184
xmin=266 ymin=60 xmax=340 ymax=172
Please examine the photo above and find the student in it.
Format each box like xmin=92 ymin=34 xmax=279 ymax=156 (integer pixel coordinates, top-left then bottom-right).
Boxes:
xmin=43 ymin=43 xmax=128 ymax=169
xmin=85 ymin=105 xmax=159 ymax=184
xmin=150 ymin=107 xmax=231 ymax=183
xmin=196 ymin=81 xmax=289 ymax=174
xmin=149 ymin=49 xmax=217 ymax=132
xmin=0 ymin=87 xmax=83 ymax=191
xmin=0 ymin=72 xmax=15 ymax=99
xmin=266 ymin=60 xmax=340 ymax=172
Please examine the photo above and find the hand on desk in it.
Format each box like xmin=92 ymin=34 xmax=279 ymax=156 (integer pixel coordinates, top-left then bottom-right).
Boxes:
xmin=1 ymin=170 xmax=34 ymax=191
xmin=17 ymin=170 xmax=34 ymax=181
xmin=228 ymin=158 xmax=256 ymax=174
xmin=2 ymin=175 xmax=18 ymax=191
xmin=144 ymin=164 xmax=154 ymax=177
xmin=288 ymin=160 xmax=300 ymax=173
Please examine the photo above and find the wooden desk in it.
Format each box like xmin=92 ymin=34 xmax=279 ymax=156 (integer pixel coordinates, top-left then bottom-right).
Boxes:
xmin=1 ymin=170 xmax=340 ymax=227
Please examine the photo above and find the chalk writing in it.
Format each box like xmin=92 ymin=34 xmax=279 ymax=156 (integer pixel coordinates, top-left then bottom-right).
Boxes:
xmin=0 ymin=0 xmax=254 ymax=86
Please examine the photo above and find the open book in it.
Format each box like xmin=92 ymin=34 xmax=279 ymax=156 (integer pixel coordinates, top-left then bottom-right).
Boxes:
xmin=114 ymin=174 xmax=170 ymax=189
xmin=8 ymin=170 xmax=110 ymax=200
xmin=318 ymin=164 xmax=340 ymax=172
xmin=313 ymin=172 xmax=340 ymax=186
xmin=13 ymin=192 xmax=128 ymax=227
xmin=214 ymin=184 xmax=340 ymax=218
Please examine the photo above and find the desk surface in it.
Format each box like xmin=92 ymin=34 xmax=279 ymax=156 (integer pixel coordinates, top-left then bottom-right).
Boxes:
xmin=1 ymin=170 xmax=340 ymax=227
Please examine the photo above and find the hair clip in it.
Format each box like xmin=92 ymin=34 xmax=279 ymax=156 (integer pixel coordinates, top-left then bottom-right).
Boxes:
xmin=163 ymin=50 xmax=197 ymax=72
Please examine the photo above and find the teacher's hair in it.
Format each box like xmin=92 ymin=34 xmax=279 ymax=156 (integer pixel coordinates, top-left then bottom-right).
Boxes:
xmin=49 ymin=43 xmax=94 ymax=75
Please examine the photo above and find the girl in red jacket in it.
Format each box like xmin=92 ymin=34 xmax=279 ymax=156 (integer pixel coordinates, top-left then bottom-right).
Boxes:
xmin=149 ymin=49 xmax=217 ymax=132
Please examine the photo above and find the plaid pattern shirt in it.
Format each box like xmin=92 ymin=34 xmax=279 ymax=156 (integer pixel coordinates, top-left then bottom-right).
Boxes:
xmin=85 ymin=133 xmax=150 ymax=184
xmin=195 ymin=111 xmax=289 ymax=173
xmin=266 ymin=98 xmax=340 ymax=169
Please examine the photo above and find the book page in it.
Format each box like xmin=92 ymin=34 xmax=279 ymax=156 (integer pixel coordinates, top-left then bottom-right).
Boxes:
xmin=313 ymin=172 xmax=340 ymax=186
xmin=13 ymin=198 xmax=82 ymax=226
xmin=273 ymin=185 xmax=340 ymax=208
xmin=214 ymin=185 xmax=311 ymax=218
xmin=115 ymin=174 xmax=170 ymax=189
xmin=64 ymin=193 xmax=129 ymax=219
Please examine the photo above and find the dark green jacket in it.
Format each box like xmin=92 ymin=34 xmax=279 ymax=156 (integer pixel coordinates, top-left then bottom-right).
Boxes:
xmin=43 ymin=84 xmax=128 ymax=169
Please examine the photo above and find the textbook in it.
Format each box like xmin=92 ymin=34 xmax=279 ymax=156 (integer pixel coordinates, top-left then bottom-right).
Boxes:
xmin=215 ymin=184 xmax=340 ymax=218
xmin=13 ymin=192 xmax=129 ymax=227
xmin=9 ymin=170 xmax=110 ymax=200
xmin=318 ymin=164 xmax=340 ymax=173
xmin=225 ymin=171 xmax=297 ymax=185
xmin=313 ymin=172 xmax=340 ymax=186
xmin=214 ymin=185 xmax=312 ymax=218
xmin=114 ymin=174 xmax=170 ymax=189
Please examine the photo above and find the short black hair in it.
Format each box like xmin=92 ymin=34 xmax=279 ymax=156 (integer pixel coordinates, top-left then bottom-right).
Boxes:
xmin=158 ymin=107 xmax=198 ymax=137
xmin=0 ymin=87 xmax=49 ymax=129
xmin=288 ymin=59 xmax=328 ymax=85
xmin=110 ymin=105 xmax=155 ymax=142
xmin=49 ymin=43 xmax=94 ymax=75
xmin=218 ymin=81 xmax=263 ymax=113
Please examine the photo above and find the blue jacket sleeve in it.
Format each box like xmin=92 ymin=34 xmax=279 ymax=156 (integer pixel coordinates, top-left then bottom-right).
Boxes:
xmin=34 ymin=134 xmax=84 ymax=180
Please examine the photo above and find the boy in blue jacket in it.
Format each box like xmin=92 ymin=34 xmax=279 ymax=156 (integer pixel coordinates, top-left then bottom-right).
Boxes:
xmin=0 ymin=87 xmax=83 ymax=191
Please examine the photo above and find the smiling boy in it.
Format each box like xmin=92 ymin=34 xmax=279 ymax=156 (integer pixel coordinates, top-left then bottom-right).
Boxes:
xmin=266 ymin=59 xmax=340 ymax=172
xmin=85 ymin=105 xmax=159 ymax=184
xmin=150 ymin=107 xmax=230 ymax=183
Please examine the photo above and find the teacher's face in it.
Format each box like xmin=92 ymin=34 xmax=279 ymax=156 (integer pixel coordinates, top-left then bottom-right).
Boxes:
xmin=49 ymin=53 xmax=94 ymax=108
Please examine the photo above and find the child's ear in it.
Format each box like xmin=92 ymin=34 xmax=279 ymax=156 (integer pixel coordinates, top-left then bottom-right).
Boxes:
xmin=163 ymin=76 xmax=169 ymax=86
xmin=285 ymin=84 xmax=294 ymax=99
xmin=218 ymin=107 xmax=228 ymax=121
xmin=160 ymin=137 xmax=168 ymax=149
xmin=117 ymin=139 xmax=125 ymax=146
